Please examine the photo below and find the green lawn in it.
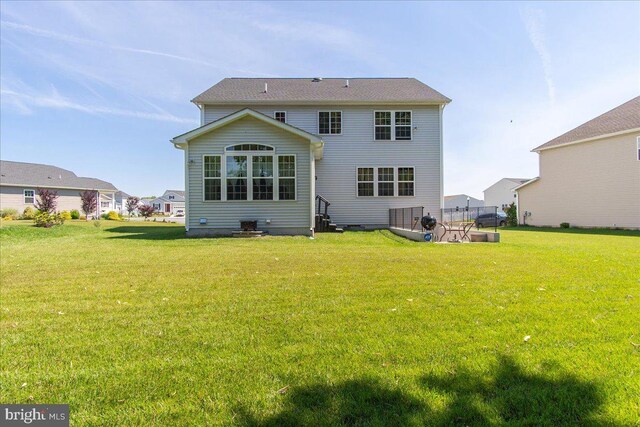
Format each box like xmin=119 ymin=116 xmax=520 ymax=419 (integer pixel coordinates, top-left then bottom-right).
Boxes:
xmin=1 ymin=221 xmax=639 ymax=426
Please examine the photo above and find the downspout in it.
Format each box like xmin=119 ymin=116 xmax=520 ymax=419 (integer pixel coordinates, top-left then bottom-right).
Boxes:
xmin=185 ymin=143 xmax=190 ymax=232
xmin=439 ymin=104 xmax=445 ymax=222
xmin=310 ymin=149 xmax=316 ymax=237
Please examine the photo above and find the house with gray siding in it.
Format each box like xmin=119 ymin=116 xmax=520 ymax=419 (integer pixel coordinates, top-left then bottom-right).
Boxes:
xmin=0 ymin=160 xmax=117 ymax=217
xmin=171 ymin=78 xmax=450 ymax=236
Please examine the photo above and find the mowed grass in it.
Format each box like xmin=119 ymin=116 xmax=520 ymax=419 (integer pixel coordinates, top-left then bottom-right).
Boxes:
xmin=1 ymin=221 xmax=639 ymax=426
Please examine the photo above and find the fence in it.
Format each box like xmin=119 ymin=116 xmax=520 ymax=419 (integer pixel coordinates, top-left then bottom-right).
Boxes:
xmin=388 ymin=206 xmax=425 ymax=231
xmin=441 ymin=205 xmax=499 ymax=232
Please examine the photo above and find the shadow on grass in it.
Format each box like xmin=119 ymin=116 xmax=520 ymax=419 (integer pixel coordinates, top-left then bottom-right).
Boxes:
xmin=237 ymin=356 xmax=607 ymax=426
xmin=504 ymin=225 xmax=639 ymax=237
xmin=104 ymin=226 xmax=186 ymax=240
xmin=419 ymin=355 xmax=607 ymax=426
xmin=236 ymin=378 xmax=425 ymax=426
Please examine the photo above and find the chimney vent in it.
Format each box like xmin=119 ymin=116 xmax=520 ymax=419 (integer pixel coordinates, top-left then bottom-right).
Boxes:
xmin=312 ymin=77 xmax=322 ymax=82
xmin=345 ymin=79 xmax=349 ymax=88
xmin=264 ymin=83 xmax=268 ymax=93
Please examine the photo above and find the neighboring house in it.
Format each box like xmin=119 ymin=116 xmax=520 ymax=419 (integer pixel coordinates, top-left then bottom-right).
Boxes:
xmin=115 ymin=191 xmax=141 ymax=215
xmin=517 ymin=96 xmax=640 ymax=229
xmin=0 ymin=160 xmax=117 ymax=217
xmin=483 ymin=178 xmax=530 ymax=211
xmin=171 ymin=77 xmax=450 ymax=236
xmin=444 ymin=194 xmax=484 ymax=210
xmin=150 ymin=190 xmax=186 ymax=216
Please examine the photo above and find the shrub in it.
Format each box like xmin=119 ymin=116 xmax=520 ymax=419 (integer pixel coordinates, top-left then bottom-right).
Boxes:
xmin=70 ymin=210 xmax=80 ymax=220
xmin=106 ymin=211 xmax=122 ymax=221
xmin=560 ymin=222 xmax=570 ymax=228
xmin=35 ymin=189 xmax=58 ymax=214
xmin=34 ymin=211 xmax=65 ymax=228
xmin=504 ymin=202 xmax=518 ymax=227
xmin=22 ymin=206 xmax=36 ymax=220
xmin=1 ymin=208 xmax=18 ymax=219
xmin=60 ymin=211 xmax=72 ymax=221
xmin=93 ymin=220 xmax=102 ymax=228
xmin=138 ymin=205 xmax=155 ymax=219
xmin=101 ymin=213 xmax=109 ymax=220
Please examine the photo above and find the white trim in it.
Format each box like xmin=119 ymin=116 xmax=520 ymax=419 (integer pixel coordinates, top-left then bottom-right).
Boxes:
xmin=202 ymin=154 xmax=222 ymax=202
xmin=171 ymin=108 xmax=323 ymax=160
xmin=373 ymin=110 xmax=413 ymax=142
xmin=355 ymin=166 xmax=416 ymax=198
xmin=274 ymin=111 xmax=287 ymax=123
xmin=317 ymin=110 xmax=343 ymax=135
xmin=534 ymin=127 xmax=640 ymax=152
xmin=439 ymin=104 xmax=444 ymax=214
xmin=23 ymin=189 xmax=35 ymax=204
xmin=513 ymin=177 xmax=540 ymax=191
xmin=195 ymin=100 xmax=450 ymax=107
xmin=185 ymin=145 xmax=190 ymax=232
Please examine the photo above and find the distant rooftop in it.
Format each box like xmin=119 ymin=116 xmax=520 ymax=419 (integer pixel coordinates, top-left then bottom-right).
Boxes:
xmin=534 ymin=96 xmax=640 ymax=151
xmin=192 ymin=78 xmax=451 ymax=105
xmin=0 ymin=160 xmax=117 ymax=191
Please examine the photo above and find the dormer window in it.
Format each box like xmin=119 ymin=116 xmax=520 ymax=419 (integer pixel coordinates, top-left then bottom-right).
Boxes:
xmin=274 ymin=111 xmax=286 ymax=123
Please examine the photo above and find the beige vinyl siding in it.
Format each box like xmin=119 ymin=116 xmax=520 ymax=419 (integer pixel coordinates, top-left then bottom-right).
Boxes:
xmin=186 ymin=116 xmax=312 ymax=233
xmin=203 ymin=104 xmax=442 ymax=227
xmin=0 ymin=186 xmax=113 ymax=214
xmin=518 ymin=132 xmax=640 ymax=229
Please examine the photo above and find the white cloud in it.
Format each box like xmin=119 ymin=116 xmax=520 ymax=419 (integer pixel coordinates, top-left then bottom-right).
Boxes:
xmin=521 ymin=7 xmax=556 ymax=105
xmin=1 ymin=84 xmax=197 ymax=124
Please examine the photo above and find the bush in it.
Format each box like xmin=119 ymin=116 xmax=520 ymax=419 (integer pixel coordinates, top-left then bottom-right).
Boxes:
xmin=102 ymin=210 xmax=122 ymax=221
xmin=504 ymin=202 xmax=518 ymax=227
xmin=34 ymin=211 xmax=65 ymax=228
xmin=560 ymin=222 xmax=570 ymax=228
xmin=22 ymin=206 xmax=36 ymax=220
xmin=60 ymin=211 xmax=72 ymax=221
xmin=70 ymin=210 xmax=80 ymax=220
xmin=1 ymin=208 xmax=18 ymax=220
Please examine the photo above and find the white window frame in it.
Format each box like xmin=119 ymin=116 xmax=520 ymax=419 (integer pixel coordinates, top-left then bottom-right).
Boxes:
xmin=373 ymin=110 xmax=413 ymax=141
xmin=274 ymin=111 xmax=287 ymax=123
xmin=377 ymin=167 xmax=396 ymax=197
xmin=202 ymin=145 xmax=297 ymax=202
xmin=397 ymin=167 xmax=415 ymax=197
xmin=23 ymin=189 xmax=35 ymax=204
xmin=355 ymin=166 xmax=416 ymax=198
xmin=356 ymin=167 xmax=375 ymax=197
xmin=318 ymin=111 xmax=342 ymax=135
xmin=101 ymin=201 xmax=111 ymax=208
xmin=202 ymin=155 xmax=222 ymax=201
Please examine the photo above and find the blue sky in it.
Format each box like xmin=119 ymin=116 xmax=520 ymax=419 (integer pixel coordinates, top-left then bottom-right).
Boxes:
xmin=1 ymin=1 xmax=639 ymax=198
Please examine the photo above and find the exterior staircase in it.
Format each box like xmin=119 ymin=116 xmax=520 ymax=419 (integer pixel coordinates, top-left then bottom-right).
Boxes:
xmin=315 ymin=195 xmax=344 ymax=233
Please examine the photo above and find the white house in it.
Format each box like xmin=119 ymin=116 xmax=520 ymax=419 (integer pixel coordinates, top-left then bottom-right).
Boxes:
xmin=150 ymin=190 xmax=185 ymax=216
xmin=171 ymin=78 xmax=450 ymax=236
xmin=517 ymin=96 xmax=640 ymax=229
xmin=0 ymin=160 xmax=117 ymax=218
xmin=483 ymin=178 xmax=530 ymax=211
xmin=444 ymin=194 xmax=484 ymax=210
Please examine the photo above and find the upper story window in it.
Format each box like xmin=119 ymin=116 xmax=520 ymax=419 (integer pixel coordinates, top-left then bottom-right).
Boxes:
xmin=274 ymin=111 xmax=287 ymax=123
xmin=318 ymin=111 xmax=342 ymax=135
xmin=374 ymin=111 xmax=412 ymax=141
xmin=24 ymin=189 xmax=35 ymax=204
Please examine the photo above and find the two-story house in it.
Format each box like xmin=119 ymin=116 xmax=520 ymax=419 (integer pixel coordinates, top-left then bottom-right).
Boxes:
xmin=171 ymin=78 xmax=450 ymax=236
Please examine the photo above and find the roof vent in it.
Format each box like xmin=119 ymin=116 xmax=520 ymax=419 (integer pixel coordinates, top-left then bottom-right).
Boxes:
xmin=312 ymin=77 xmax=322 ymax=82
xmin=264 ymin=83 xmax=268 ymax=93
xmin=345 ymin=79 xmax=349 ymax=88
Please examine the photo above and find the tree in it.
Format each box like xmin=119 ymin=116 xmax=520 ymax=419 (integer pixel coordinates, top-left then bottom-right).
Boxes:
xmin=35 ymin=188 xmax=58 ymax=214
xmin=125 ymin=196 xmax=140 ymax=218
xmin=138 ymin=204 xmax=155 ymax=220
xmin=504 ymin=202 xmax=518 ymax=227
xmin=79 ymin=191 xmax=98 ymax=220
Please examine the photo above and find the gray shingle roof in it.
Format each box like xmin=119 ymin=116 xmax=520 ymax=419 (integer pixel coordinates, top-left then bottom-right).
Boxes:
xmin=192 ymin=78 xmax=451 ymax=105
xmin=534 ymin=96 xmax=640 ymax=151
xmin=0 ymin=160 xmax=117 ymax=191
